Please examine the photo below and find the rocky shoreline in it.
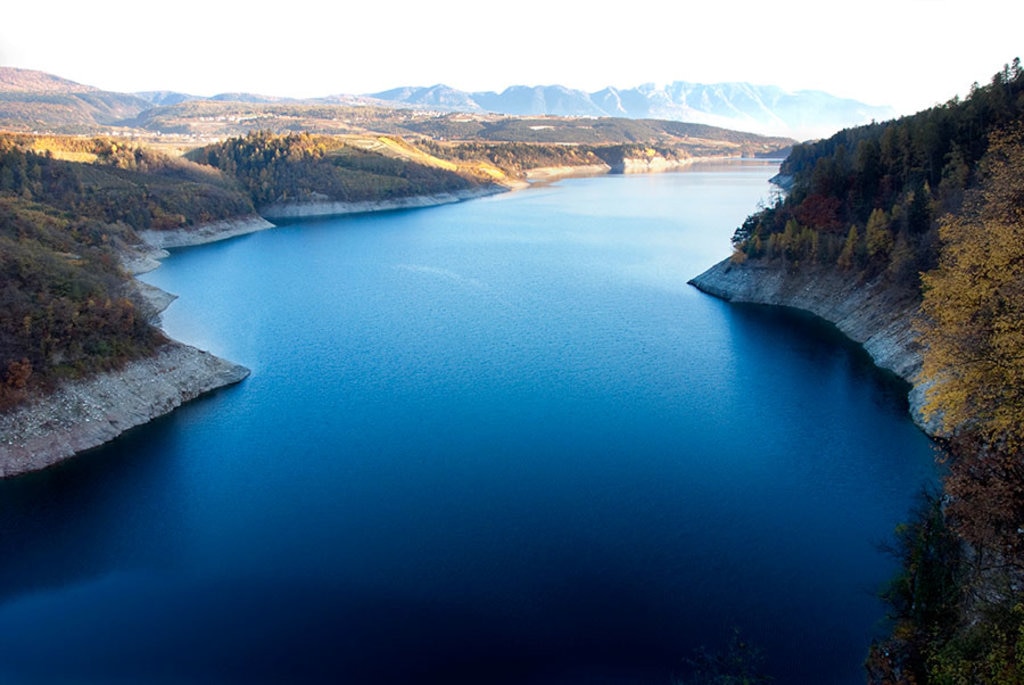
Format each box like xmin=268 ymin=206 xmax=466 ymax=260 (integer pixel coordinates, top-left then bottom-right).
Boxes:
xmin=0 ymin=343 xmax=249 ymax=477
xmin=1 ymin=227 xmax=251 ymax=478
xmin=689 ymin=258 xmax=941 ymax=435
xmin=524 ymin=164 xmax=613 ymax=181
xmin=0 ymin=216 xmax=272 ymax=478
xmin=615 ymin=156 xmax=698 ymax=174
xmin=260 ymin=186 xmax=506 ymax=221
xmin=137 ymin=214 xmax=276 ymax=250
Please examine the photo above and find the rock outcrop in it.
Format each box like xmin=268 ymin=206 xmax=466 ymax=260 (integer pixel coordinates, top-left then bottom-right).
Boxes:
xmin=689 ymin=258 xmax=941 ymax=434
xmin=617 ymin=156 xmax=694 ymax=174
xmin=137 ymin=215 xmax=276 ymax=249
xmin=524 ymin=164 xmax=612 ymax=181
xmin=0 ymin=343 xmax=249 ymax=477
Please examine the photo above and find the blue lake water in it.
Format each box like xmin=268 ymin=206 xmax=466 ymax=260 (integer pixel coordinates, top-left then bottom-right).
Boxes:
xmin=0 ymin=162 xmax=937 ymax=684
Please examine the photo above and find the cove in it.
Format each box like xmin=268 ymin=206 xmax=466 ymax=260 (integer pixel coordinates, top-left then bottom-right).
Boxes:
xmin=0 ymin=162 xmax=937 ymax=684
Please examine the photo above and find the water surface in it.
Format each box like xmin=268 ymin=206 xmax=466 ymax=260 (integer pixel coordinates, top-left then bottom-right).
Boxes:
xmin=0 ymin=163 xmax=936 ymax=684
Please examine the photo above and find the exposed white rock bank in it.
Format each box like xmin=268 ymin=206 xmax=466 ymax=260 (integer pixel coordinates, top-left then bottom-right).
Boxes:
xmin=689 ymin=258 xmax=941 ymax=435
xmin=0 ymin=215 xmax=264 ymax=478
xmin=260 ymin=187 xmax=505 ymax=220
xmin=137 ymin=214 xmax=276 ymax=249
xmin=0 ymin=343 xmax=249 ymax=477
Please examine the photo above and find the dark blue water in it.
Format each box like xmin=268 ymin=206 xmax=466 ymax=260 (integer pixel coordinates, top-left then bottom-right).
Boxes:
xmin=0 ymin=163 xmax=936 ymax=684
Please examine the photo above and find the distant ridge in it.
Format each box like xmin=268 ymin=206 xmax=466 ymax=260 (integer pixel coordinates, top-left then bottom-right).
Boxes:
xmin=369 ymin=82 xmax=896 ymax=140
xmin=0 ymin=65 xmax=890 ymax=140
xmin=134 ymin=91 xmax=198 ymax=107
xmin=0 ymin=67 xmax=153 ymax=133
xmin=0 ymin=66 xmax=97 ymax=93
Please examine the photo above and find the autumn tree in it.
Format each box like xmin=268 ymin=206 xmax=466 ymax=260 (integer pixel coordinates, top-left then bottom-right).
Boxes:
xmin=917 ymin=122 xmax=1024 ymax=451
xmin=836 ymin=225 xmax=863 ymax=270
xmin=865 ymin=208 xmax=894 ymax=260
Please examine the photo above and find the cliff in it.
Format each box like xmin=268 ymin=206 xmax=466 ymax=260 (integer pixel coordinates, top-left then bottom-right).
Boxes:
xmin=689 ymin=258 xmax=941 ymax=434
xmin=615 ymin=156 xmax=699 ymax=174
xmin=524 ymin=163 xmax=612 ymax=181
xmin=0 ymin=342 xmax=249 ymax=477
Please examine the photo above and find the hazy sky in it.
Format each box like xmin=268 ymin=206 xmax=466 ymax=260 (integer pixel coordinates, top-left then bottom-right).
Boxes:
xmin=1 ymin=0 xmax=1020 ymax=116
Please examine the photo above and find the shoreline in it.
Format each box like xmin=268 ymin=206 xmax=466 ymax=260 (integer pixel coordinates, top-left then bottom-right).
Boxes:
xmin=689 ymin=258 xmax=941 ymax=435
xmin=613 ymin=156 xmax=700 ymax=174
xmin=260 ymin=186 xmax=507 ymax=221
xmin=0 ymin=342 xmax=249 ymax=478
xmin=136 ymin=214 xmax=276 ymax=250
xmin=522 ymin=155 xmax=770 ymax=184
xmin=1 ymin=161 xmax=776 ymax=478
xmin=524 ymin=163 xmax=613 ymax=181
xmin=0 ymin=237 xmax=252 ymax=477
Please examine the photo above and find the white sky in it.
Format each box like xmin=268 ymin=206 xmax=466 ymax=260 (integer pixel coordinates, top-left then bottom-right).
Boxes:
xmin=1 ymin=0 xmax=1020 ymax=116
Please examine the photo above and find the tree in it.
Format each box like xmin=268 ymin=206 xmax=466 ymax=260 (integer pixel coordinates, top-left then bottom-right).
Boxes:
xmin=836 ymin=224 xmax=863 ymax=270
xmin=917 ymin=123 xmax=1024 ymax=450
xmin=865 ymin=208 xmax=893 ymax=259
xmin=905 ymin=182 xmax=933 ymax=235
xmin=943 ymin=434 xmax=1024 ymax=566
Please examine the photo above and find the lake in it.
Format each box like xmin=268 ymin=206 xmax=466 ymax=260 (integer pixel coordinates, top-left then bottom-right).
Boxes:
xmin=0 ymin=162 xmax=937 ymax=684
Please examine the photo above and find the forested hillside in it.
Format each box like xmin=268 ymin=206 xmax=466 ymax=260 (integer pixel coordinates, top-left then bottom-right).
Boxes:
xmin=188 ymin=131 xmax=496 ymax=210
xmin=726 ymin=61 xmax=1024 ymax=682
xmin=417 ymin=140 xmax=607 ymax=176
xmin=0 ymin=137 xmax=194 ymax=409
xmin=732 ymin=59 xmax=1024 ymax=294
xmin=0 ymin=130 xmax=512 ymax=412
xmin=875 ymin=118 xmax=1024 ymax=685
xmin=0 ymin=134 xmax=268 ymax=409
xmin=416 ymin=140 xmax=714 ymax=176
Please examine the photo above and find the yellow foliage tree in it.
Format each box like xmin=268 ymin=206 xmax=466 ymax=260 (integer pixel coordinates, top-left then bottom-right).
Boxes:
xmin=836 ymin=224 xmax=862 ymax=270
xmin=865 ymin=208 xmax=893 ymax=259
xmin=917 ymin=123 xmax=1024 ymax=450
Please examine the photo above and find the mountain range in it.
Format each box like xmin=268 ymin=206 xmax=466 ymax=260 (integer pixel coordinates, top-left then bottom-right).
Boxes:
xmin=369 ymin=82 xmax=896 ymax=140
xmin=0 ymin=67 xmax=892 ymax=141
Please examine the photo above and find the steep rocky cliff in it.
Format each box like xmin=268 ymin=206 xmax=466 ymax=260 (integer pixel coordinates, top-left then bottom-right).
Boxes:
xmin=0 ymin=343 xmax=249 ymax=477
xmin=689 ymin=258 xmax=940 ymax=434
